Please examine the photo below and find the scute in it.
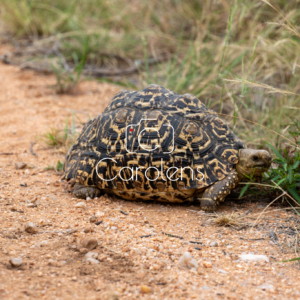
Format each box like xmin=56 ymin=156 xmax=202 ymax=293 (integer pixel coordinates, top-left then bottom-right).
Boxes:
xmin=63 ymin=85 xmax=245 ymax=202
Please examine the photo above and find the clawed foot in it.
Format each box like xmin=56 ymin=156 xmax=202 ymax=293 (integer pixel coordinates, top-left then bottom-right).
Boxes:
xmin=199 ymin=199 xmax=218 ymax=212
xmin=73 ymin=183 xmax=101 ymax=199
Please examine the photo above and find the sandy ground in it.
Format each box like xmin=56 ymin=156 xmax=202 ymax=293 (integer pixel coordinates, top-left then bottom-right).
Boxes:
xmin=0 ymin=45 xmax=300 ymax=300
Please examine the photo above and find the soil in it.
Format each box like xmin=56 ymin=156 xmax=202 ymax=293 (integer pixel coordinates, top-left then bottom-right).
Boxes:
xmin=0 ymin=45 xmax=300 ymax=300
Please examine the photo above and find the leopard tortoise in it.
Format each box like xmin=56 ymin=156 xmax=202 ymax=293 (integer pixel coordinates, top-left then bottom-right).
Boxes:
xmin=63 ymin=84 xmax=271 ymax=211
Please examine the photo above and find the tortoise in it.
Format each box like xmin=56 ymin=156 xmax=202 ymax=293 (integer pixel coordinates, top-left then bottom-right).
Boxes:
xmin=63 ymin=84 xmax=271 ymax=211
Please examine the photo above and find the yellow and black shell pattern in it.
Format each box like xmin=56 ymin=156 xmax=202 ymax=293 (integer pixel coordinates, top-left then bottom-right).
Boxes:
xmin=63 ymin=84 xmax=245 ymax=201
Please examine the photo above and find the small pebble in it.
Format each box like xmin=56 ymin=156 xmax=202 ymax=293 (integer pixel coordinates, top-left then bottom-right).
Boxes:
xmin=178 ymin=252 xmax=198 ymax=270
xmin=15 ymin=162 xmax=27 ymax=170
xmin=79 ymin=248 xmax=89 ymax=254
xmin=39 ymin=219 xmax=52 ymax=227
xmin=97 ymin=254 xmax=107 ymax=261
xmin=89 ymin=215 xmax=97 ymax=223
xmin=77 ymin=238 xmax=98 ymax=251
xmin=40 ymin=240 xmax=48 ymax=247
xmin=140 ymin=285 xmax=151 ymax=293
xmin=25 ymin=222 xmax=38 ymax=234
xmin=75 ymin=202 xmax=86 ymax=208
xmin=202 ymin=261 xmax=212 ymax=268
xmin=83 ymin=227 xmax=91 ymax=233
xmin=258 ymin=283 xmax=274 ymax=291
xmin=239 ymin=254 xmax=269 ymax=263
xmin=84 ymin=252 xmax=99 ymax=264
xmin=9 ymin=257 xmax=23 ymax=267
xmin=210 ymin=241 xmax=218 ymax=247
xmin=86 ymin=258 xmax=99 ymax=264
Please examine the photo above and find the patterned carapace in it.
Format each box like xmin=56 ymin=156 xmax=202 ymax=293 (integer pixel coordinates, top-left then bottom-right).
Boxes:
xmin=63 ymin=84 xmax=245 ymax=203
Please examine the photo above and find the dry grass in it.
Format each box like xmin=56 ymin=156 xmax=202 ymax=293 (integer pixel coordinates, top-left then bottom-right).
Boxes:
xmin=214 ymin=213 xmax=244 ymax=227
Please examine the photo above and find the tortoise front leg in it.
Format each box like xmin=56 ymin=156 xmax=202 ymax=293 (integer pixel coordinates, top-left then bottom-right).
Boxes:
xmin=73 ymin=183 xmax=101 ymax=199
xmin=198 ymin=170 xmax=240 ymax=211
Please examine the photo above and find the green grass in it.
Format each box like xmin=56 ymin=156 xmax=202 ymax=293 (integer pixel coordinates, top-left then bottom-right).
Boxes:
xmin=39 ymin=116 xmax=78 ymax=151
xmin=1 ymin=0 xmax=300 ymax=201
xmin=51 ymin=37 xmax=89 ymax=93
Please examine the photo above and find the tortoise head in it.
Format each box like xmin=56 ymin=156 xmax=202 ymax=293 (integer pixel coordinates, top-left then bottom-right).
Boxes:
xmin=236 ymin=149 xmax=272 ymax=179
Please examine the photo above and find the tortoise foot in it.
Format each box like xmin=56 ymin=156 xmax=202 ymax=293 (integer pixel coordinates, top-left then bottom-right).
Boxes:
xmin=73 ymin=183 xmax=101 ymax=199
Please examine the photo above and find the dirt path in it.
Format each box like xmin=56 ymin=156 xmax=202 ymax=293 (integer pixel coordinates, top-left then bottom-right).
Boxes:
xmin=0 ymin=46 xmax=300 ymax=300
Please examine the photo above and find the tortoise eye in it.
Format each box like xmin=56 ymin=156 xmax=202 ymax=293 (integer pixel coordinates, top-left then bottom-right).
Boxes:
xmin=252 ymin=155 xmax=259 ymax=161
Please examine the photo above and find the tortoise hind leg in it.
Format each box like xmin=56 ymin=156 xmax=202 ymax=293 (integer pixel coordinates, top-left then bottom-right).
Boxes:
xmin=197 ymin=170 xmax=240 ymax=211
xmin=73 ymin=183 xmax=101 ymax=199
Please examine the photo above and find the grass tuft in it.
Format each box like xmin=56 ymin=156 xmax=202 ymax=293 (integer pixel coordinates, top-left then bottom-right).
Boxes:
xmin=39 ymin=117 xmax=79 ymax=152
xmin=214 ymin=213 xmax=243 ymax=227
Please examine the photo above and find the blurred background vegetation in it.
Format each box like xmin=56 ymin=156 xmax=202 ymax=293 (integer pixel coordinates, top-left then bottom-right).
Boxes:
xmin=0 ymin=0 xmax=299 ymax=149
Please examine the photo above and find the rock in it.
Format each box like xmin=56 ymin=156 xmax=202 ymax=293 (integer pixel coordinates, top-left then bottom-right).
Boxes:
xmin=97 ymin=254 xmax=107 ymax=261
xmin=239 ymin=254 xmax=269 ymax=263
xmin=25 ymin=222 xmax=38 ymax=234
xmin=39 ymin=219 xmax=52 ymax=227
xmin=84 ymin=252 xmax=100 ymax=264
xmin=86 ymin=258 xmax=100 ymax=264
xmin=202 ymin=261 xmax=212 ymax=268
xmin=77 ymin=238 xmax=98 ymax=251
xmin=20 ymin=183 xmax=27 ymax=187
xmin=140 ymin=285 xmax=151 ymax=293
xmin=178 ymin=252 xmax=198 ymax=270
xmin=74 ymin=202 xmax=86 ymax=208
xmin=79 ymin=248 xmax=89 ymax=254
xmin=89 ymin=215 xmax=97 ymax=223
xmin=15 ymin=162 xmax=27 ymax=170
xmin=83 ymin=227 xmax=94 ymax=233
xmin=40 ymin=240 xmax=48 ymax=247
xmin=26 ymin=203 xmax=37 ymax=208
xmin=9 ymin=257 xmax=23 ymax=267
xmin=209 ymin=241 xmax=218 ymax=247
xmin=85 ymin=252 xmax=98 ymax=259
xmin=258 ymin=283 xmax=274 ymax=291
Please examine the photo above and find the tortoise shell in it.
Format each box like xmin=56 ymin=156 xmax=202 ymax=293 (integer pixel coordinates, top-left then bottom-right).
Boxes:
xmin=63 ymin=84 xmax=245 ymax=202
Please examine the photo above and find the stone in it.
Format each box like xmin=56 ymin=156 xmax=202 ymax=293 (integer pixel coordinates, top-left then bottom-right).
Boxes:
xmin=25 ymin=222 xmax=38 ymax=234
xmin=89 ymin=215 xmax=97 ymax=223
xmin=75 ymin=202 xmax=86 ymax=208
xmin=84 ymin=252 xmax=100 ymax=264
xmin=209 ymin=241 xmax=218 ymax=247
xmin=140 ymin=285 xmax=151 ymax=293
xmin=202 ymin=261 xmax=212 ymax=268
xmin=15 ymin=162 xmax=27 ymax=170
xmin=178 ymin=252 xmax=198 ymax=270
xmin=86 ymin=258 xmax=99 ymax=264
xmin=40 ymin=240 xmax=48 ymax=247
xmin=79 ymin=248 xmax=89 ymax=254
xmin=26 ymin=203 xmax=37 ymax=208
xmin=258 ymin=283 xmax=274 ymax=291
xmin=77 ymin=238 xmax=98 ymax=251
xmin=239 ymin=254 xmax=269 ymax=263
xmin=9 ymin=257 xmax=23 ymax=267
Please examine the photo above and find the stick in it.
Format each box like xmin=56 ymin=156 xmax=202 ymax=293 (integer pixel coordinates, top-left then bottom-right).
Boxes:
xmin=30 ymin=142 xmax=37 ymax=156
xmin=162 ymin=232 xmax=184 ymax=240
